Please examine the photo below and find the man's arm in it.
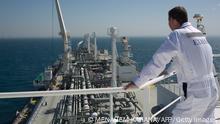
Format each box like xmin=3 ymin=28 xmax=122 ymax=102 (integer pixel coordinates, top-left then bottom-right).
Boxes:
xmin=132 ymin=32 xmax=179 ymax=88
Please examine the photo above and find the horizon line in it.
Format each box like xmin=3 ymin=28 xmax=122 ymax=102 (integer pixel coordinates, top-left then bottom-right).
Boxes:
xmin=1 ymin=35 xmax=220 ymax=39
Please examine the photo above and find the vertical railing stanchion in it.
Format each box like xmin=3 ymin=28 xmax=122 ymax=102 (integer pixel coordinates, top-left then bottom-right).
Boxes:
xmin=110 ymin=93 xmax=114 ymax=123
xmin=143 ymin=87 xmax=150 ymax=124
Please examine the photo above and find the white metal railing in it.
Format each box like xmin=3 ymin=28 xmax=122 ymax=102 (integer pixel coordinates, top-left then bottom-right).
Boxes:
xmin=0 ymin=72 xmax=175 ymax=99
xmin=150 ymin=96 xmax=182 ymax=120
xmin=0 ymin=72 xmax=176 ymax=124
xmin=0 ymin=87 xmax=127 ymax=99
xmin=214 ymin=54 xmax=220 ymax=58
xmin=139 ymin=72 xmax=175 ymax=89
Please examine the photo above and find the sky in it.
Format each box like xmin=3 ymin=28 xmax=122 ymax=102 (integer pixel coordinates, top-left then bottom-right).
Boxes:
xmin=0 ymin=0 xmax=220 ymax=38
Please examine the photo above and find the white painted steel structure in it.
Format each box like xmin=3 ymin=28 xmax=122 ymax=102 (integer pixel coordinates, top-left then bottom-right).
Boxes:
xmin=150 ymin=96 xmax=182 ymax=120
xmin=55 ymin=0 xmax=70 ymax=72
xmin=0 ymin=72 xmax=177 ymax=124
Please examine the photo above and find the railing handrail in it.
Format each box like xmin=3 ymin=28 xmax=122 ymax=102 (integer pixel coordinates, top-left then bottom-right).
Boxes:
xmin=213 ymin=54 xmax=220 ymax=58
xmin=139 ymin=72 xmax=175 ymax=89
xmin=150 ymin=96 xmax=182 ymax=120
xmin=0 ymin=72 xmax=176 ymax=99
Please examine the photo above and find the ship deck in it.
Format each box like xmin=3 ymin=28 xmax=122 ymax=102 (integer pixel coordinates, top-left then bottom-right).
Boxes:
xmin=30 ymin=96 xmax=63 ymax=124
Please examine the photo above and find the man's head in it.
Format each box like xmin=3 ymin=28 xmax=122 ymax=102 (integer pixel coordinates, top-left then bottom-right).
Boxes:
xmin=168 ymin=6 xmax=188 ymax=31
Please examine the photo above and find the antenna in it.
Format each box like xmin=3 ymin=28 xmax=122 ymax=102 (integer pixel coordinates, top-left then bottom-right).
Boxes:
xmin=92 ymin=32 xmax=97 ymax=60
xmin=84 ymin=33 xmax=91 ymax=53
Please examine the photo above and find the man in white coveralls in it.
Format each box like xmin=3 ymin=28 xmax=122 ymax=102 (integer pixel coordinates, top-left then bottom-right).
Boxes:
xmin=124 ymin=6 xmax=219 ymax=123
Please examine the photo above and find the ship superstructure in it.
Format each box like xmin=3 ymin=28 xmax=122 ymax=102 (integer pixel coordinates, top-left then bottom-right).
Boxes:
xmin=19 ymin=0 xmax=142 ymax=123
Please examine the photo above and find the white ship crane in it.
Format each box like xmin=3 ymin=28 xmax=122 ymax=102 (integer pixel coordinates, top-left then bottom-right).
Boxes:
xmin=55 ymin=0 xmax=71 ymax=73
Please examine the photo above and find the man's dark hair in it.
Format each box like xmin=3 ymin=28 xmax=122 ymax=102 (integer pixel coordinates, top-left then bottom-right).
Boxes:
xmin=169 ymin=6 xmax=188 ymax=26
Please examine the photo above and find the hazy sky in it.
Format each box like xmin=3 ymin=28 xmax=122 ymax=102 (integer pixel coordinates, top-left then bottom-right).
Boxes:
xmin=0 ymin=0 xmax=220 ymax=38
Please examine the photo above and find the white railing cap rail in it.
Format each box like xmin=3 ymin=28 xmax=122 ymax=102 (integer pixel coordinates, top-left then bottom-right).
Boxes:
xmin=0 ymin=72 xmax=175 ymax=99
xmin=139 ymin=72 xmax=175 ymax=89
xmin=150 ymin=96 xmax=181 ymax=120
xmin=213 ymin=54 xmax=220 ymax=58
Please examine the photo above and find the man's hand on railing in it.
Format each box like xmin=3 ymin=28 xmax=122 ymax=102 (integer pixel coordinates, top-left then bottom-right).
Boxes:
xmin=123 ymin=82 xmax=138 ymax=90
xmin=158 ymin=70 xmax=168 ymax=76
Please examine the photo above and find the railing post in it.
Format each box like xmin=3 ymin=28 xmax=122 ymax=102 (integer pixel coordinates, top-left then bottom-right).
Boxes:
xmin=110 ymin=93 xmax=114 ymax=123
xmin=143 ymin=87 xmax=150 ymax=124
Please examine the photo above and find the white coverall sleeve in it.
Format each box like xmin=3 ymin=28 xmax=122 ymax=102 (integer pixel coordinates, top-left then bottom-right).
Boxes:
xmin=166 ymin=57 xmax=177 ymax=74
xmin=133 ymin=32 xmax=179 ymax=88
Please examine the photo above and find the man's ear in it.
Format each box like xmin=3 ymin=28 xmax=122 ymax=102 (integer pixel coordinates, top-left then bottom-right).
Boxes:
xmin=173 ymin=19 xmax=181 ymax=28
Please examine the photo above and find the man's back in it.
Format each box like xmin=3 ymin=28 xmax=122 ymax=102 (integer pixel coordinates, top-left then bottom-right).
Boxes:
xmin=173 ymin=22 xmax=213 ymax=83
xmin=170 ymin=22 xmax=218 ymax=123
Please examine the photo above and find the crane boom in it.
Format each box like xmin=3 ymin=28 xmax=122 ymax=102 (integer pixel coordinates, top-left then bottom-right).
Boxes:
xmin=55 ymin=0 xmax=70 ymax=72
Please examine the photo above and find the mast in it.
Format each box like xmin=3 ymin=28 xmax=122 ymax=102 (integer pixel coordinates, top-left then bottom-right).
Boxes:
xmin=193 ymin=14 xmax=206 ymax=34
xmin=55 ymin=0 xmax=70 ymax=72
xmin=108 ymin=27 xmax=118 ymax=87
xmin=108 ymin=27 xmax=118 ymax=123
xmin=84 ymin=33 xmax=91 ymax=53
xmin=93 ymin=32 xmax=97 ymax=60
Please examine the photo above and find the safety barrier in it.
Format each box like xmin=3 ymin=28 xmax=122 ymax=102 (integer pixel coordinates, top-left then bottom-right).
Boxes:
xmin=0 ymin=72 xmax=176 ymax=124
xmin=0 ymin=72 xmax=175 ymax=99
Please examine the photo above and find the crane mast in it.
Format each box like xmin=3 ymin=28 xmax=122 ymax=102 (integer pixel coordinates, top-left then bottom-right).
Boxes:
xmin=55 ymin=0 xmax=70 ymax=72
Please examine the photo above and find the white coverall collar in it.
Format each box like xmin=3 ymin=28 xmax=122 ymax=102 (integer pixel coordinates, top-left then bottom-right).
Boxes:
xmin=181 ymin=22 xmax=191 ymax=28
